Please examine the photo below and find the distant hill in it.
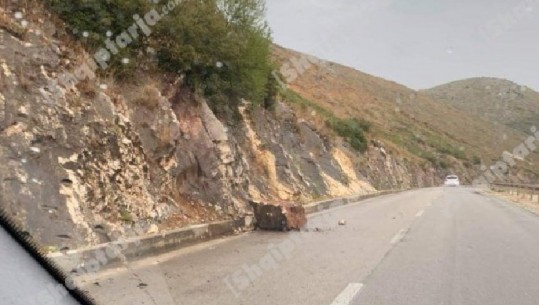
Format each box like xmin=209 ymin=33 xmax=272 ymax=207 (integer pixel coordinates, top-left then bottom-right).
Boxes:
xmin=423 ymin=78 xmax=539 ymax=133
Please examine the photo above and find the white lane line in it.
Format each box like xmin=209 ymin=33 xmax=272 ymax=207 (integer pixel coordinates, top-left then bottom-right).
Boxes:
xmin=390 ymin=229 xmax=407 ymax=244
xmin=416 ymin=210 xmax=424 ymax=218
xmin=330 ymin=283 xmax=364 ymax=305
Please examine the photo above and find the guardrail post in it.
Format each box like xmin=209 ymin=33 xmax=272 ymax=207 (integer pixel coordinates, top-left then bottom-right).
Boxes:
xmin=491 ymin=183 xmax=539 ymax=203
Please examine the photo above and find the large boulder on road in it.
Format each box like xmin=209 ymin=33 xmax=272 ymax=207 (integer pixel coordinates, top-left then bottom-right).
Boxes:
xmin=249 ymin=200 xmax=307 ymax=231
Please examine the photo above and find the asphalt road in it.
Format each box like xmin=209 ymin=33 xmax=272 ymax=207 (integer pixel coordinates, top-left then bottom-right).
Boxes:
xmin=79 ymin=187 xmax=539 ymax=305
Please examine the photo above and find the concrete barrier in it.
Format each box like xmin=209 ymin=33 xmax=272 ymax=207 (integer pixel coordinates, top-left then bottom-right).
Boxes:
xmin=49 ymin=219 xmax=245 ymax=272
xmin=304 ymin=189 xmax=404 ymax=215
xmin=48 ymin=189 xmax=405 ymax=272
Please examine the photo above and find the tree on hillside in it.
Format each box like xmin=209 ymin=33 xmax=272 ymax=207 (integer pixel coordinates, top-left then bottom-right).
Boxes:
xmin=153 ymin=0 xmax=273 ymax=107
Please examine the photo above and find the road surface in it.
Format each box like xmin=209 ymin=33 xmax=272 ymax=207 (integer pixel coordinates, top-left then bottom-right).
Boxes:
xmin=79 ymin=187 xmax=539 ymax=305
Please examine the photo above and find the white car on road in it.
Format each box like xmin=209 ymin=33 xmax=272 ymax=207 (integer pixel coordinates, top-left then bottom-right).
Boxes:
xmin=444 ymin=175 xmax=460 ymax=187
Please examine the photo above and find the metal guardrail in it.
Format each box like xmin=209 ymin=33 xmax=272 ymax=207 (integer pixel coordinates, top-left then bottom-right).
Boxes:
xmin=491 ymin=183 xmax=539 ymax=191
xmin=491 ymin=183 xmax=539 ymax=204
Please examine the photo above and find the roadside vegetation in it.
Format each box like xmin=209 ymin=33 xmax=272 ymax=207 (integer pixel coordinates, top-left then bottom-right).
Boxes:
xmin=281 ymin=89 xmax=370 ymax=152
xmin=42 ymin=0 xmax=371 ymax=153
xmin=44 ymin=0 xmax=276 ymax=109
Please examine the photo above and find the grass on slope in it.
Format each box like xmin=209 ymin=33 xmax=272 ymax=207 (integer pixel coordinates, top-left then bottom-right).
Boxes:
xmin=271 ymin=45 xmax=539 ymax=176
xmin=281 ymin=89 xmax=370 ymax=153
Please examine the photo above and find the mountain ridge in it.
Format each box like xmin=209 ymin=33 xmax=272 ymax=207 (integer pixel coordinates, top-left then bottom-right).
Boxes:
xmin=424 ymin=77 xmax=539 ymax=134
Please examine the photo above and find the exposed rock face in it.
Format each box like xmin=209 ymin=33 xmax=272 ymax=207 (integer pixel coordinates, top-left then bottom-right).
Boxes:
xmin=363 ymin=145 xmax=437 ymax=189
xmin=239 ymin=103 xmax=375 ymax=202
xmin=0 ymin=14 xmax=375 ymax=250
xmin=0 ymin=6 xmax=472 ymax=251
xmin=250 ymin=200 xmax=307 ymax=231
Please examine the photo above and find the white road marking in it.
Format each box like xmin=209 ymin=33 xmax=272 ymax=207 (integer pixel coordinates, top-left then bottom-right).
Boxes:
xmin=416 ymin=210 xmax=424 ymax=217
xmin=390 ymin=229 xmax=407 ymax=244
xmin=330 ymin=283 xmax=364 ymax=305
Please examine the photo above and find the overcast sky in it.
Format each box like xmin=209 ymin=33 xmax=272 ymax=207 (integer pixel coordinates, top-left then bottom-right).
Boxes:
xmin=265 ymin=0 xmax=539 ymax=90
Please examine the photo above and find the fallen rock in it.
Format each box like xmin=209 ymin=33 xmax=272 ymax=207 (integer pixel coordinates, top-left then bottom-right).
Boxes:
xmin=249 ymin=200 xmax=307 ymax=231
xmin=338 ymin=220 xmax=346 ymax=226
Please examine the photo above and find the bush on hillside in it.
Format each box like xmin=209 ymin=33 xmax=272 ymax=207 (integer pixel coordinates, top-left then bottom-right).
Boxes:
xmin=44 ymin=0 xmax=275 ymax=108
xmin=327 ymin=118 xmax=370 ymax=153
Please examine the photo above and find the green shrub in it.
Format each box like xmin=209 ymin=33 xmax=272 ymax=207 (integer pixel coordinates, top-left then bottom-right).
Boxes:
xmin=152 ymin=0 xmax=274 ymax=107
xmin=45 ymin=0 xmax=151 ymax=70
xmin=327 ymin=118 xmax=370 ymax=152
xmin=44 ymin=0 xmax=274 ymax=108
xmin=263 ymin=70 xmax=280 ymax=109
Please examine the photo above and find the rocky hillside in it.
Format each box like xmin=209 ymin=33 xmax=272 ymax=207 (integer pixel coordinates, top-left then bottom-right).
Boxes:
xmin=273 ymin=46 xmax=539 ymax=184
xmin=0 ymin=4 xmax=379 ymax=251
xmin=1 ymin=3 xmax=536 ymax=253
